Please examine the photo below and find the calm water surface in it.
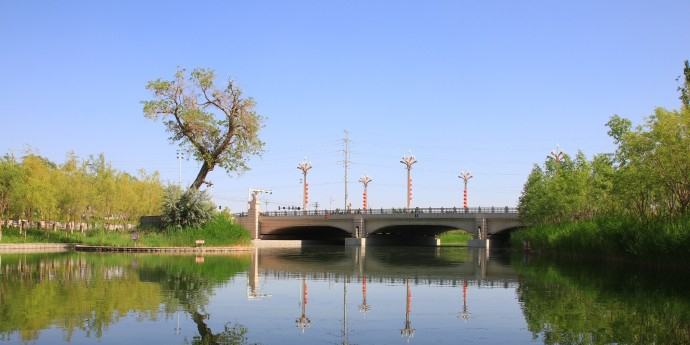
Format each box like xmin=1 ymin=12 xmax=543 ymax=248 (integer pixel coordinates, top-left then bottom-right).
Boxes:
xmin=1 ymin=246 xmax=688 ymax=344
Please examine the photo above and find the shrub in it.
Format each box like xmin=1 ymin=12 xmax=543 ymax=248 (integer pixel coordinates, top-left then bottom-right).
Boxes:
xmin=161 ymin=185 xmax=215 ymax=229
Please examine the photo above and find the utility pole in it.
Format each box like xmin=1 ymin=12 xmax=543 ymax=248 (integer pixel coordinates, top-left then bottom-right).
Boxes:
xmin=297 ymin=158 xmax=312 ymax=213
xmin=400 ymin=152 xmax=417 ymax=209
xmin=343 ymin=130 xmax=350 ymax=211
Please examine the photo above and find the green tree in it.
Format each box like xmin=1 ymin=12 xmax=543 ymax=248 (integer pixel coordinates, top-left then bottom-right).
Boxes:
xmin=678 ymin=60 xmax=690 ymax=107
xmin=14 ymin=154 xmax=58 ymax=234
xmin=143 ymin=67 xmax=265 ymax=190
xmin=0 ymin=154 xmax=22 ymax=239
xmin=518 ymin=150 xmax=612 ymax=224
xmin=57 ymin=153 xmax=92 ymax=233
xmin=132 ymin=169 xmax=164 ymax=218
xmin=607 ymin=107 xmax=690 ymax=218
xmin=88 ymin=153 xmax=117 ymax=229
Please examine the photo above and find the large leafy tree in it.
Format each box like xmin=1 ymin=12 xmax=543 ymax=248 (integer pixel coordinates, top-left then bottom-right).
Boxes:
xmin=0 ymin=154 xmax=22 ymax=238
xmin=143 ymin=67 xmax=265 ymax=190
xmin=678 ymin=60 xmax=690 ymax=107
xmin=15 ymin=154 xmax=58 ymax=230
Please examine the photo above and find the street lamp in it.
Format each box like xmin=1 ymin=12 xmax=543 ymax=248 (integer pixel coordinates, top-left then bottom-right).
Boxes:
xmin=549 ymin=144 xmax=564 ymax=163
xmin=176 ymin=150 xmax=184 ymax=187
xmin=359 ymin=174 xmax=372 ymax=212
xmin=459 ymin=170 xmax=473 ymax=209
xmin=400 ymin=152 xmax=417 ymax=209
xmin=297 ymin=158 xmax=312 ymax=213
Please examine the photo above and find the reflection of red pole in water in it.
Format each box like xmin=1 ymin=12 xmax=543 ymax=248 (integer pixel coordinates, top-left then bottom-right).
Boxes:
xmin=401 ymin=279 xmax=414 ymax=340
xmin=359 ymin=274 xmax=370 ymax=313
xmin=304 ymin=280 xmax=308 ymax=306
xmin=459 ymin=279 xmax=471 ymax=322
xmin=407 ymin=282 xmax=412 ymax=314
xmin=296 ymin=276 xmax=311 ymax=331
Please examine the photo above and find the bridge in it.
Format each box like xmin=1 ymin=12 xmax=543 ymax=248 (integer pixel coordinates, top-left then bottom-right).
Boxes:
xmin=236 ymin=195 xmax=523 ymax=246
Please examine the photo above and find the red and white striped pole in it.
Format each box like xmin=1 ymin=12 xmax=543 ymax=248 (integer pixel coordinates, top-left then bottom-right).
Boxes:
xmin=459 ymin=170 xmax=473 ymax=209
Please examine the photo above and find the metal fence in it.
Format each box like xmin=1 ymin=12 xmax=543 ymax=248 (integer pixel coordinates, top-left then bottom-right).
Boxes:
xmin=236 ymin=206 xmax=518 ymax=218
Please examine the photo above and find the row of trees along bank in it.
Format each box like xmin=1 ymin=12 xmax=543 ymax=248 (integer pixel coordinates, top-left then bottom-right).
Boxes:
xmin=0 ymin=151 xmax=164 ymax=234
xmin=514 ymin=61 xmax=690 ymax=262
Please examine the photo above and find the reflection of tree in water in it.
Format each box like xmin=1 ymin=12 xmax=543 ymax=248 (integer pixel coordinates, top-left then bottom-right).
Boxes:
xmin=189 ymin=311 xmax=258 ymax=345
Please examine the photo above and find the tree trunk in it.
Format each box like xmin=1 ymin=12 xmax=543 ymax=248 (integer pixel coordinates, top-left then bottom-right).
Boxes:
xmin=191 ymin=160 xmax=214 ymax=190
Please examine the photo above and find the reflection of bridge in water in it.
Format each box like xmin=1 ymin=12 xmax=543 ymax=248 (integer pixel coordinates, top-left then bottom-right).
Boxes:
xmin=245 ymin=246 xmax=520 ymax=343
xmin=237 ymin=194 xmax=523 ymax=246
xmin=246 ymin=246 xmax=519 ymax=300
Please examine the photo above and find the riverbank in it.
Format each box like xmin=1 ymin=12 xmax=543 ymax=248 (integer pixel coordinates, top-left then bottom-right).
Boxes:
xmin=0 ymin=243 xmax=252 ymax=253
xmin=511 ymin=215 xmax=690 ymax=263
xmin=0 ymin=216 xmax=252 ymax=248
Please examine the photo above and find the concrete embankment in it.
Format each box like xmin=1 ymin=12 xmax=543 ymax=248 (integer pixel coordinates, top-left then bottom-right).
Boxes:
xmin=0 ymin=243 xmax=76 ymax=252
xmin=0 ymin=243 xmax=252 ymax=253
xmin=74 ymin=245 xmax=252 ymax=253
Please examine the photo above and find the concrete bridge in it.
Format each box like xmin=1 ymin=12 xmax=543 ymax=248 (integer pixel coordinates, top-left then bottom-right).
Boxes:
xmin=236 ymin=196 xmax=523 ymax=246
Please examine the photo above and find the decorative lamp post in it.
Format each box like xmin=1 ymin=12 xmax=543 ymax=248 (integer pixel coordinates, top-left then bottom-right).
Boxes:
xmin=176 ymin=150 xmax=184 ymax=187
xmin=359 ymin=174 xmax=372 ymax=212
xmin=297 ymin=158 xmax=312 ymax=213
xmin=459 ymin=170 xmax=473 ymax=209
xmin=400 ymin=152 xmax=417 ymax=209
xmin=549 ymin=144 xmax=564 ymax=163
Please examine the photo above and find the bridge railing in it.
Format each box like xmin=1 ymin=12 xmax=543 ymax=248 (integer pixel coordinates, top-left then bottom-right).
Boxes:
xmin=235 ymin=206 xmax=518 ymax=218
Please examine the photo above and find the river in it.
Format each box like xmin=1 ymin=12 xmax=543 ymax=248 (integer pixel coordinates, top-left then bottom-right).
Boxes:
xmin=0 ymin=246 xmax=688 ymax=344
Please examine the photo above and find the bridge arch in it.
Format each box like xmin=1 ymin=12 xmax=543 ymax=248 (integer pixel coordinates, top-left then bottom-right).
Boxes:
xmin=259 ymin=225 xmax=350 ymax=241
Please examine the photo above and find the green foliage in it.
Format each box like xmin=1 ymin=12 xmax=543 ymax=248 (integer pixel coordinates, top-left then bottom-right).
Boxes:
xmin=513 ymin=255 xmax=690 ymax=344
xmin=439 ymin=230 xmax=473 ymax=244
xmin=0 ymin=154 xmax=21 ymax=222
xmin=0 ymin=252 xmax=252 ymax=342
xmin=161 ymin=185 xmax=215 ymax=229
xmin=0 ymin=150 xmax=164 ymax=230
xmin=511 ymin=214 xmax=690 ymax=262
xmin=679 ymin=60 xmax=690 ymax=107
xmin=518 ymin=150 xmax=615 ymax=224
xmin=520 ymin=107 xmax=690 ymax=223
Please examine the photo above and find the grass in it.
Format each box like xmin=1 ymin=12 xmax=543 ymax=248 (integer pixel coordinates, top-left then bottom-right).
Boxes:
xmin=439 ymin=230 xmax=473 ymax=245
xmin=0 ymin=216 xmax=252 ymax=247
xmin=511 ymin=214 xmax=690 ymax=263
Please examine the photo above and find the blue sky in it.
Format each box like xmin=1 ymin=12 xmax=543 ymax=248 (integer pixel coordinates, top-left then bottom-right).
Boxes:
xmin=1 ymin=1 xmax=689 ymax=213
